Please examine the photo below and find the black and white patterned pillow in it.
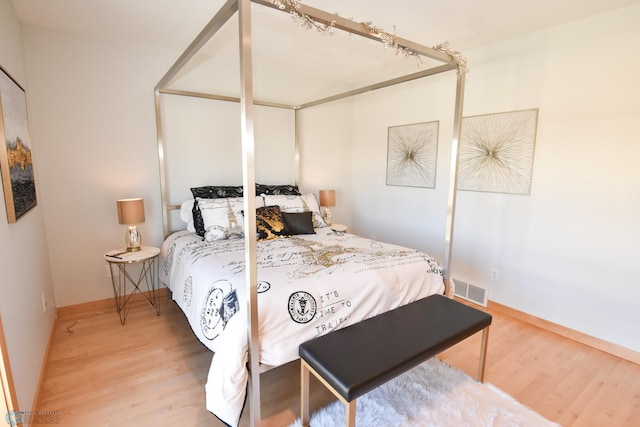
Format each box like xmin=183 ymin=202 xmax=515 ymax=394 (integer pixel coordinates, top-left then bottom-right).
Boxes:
xmin=191 ymin=185 xmax=245 ymax=199
xmin=197 ymin=198 xmax=245 ymax=242
xmin=190 ymin=186 xmax=244 ymax=237
xmin=256 ymin=183 xmax=301 ymax=196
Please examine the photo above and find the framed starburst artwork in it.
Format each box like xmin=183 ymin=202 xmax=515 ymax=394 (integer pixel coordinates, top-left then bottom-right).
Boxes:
xmin=386 ymin=121 xmax=439 ymax=188
xmin=458 ymin=109 xmax=538 ymax=194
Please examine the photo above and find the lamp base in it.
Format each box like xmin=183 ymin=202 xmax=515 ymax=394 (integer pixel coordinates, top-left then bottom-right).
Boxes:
xmin=125 ymin=224 xmax=142 ymax=252
xmin=323 ymin=208 xmax=332 ymax=227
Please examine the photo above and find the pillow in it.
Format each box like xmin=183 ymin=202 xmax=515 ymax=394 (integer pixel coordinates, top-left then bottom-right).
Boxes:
xmin=191 ymin=186 xmax=245 ymax=236
xmin=263 ymin=193 xmax=327 ymax=228
xmin=197 ymin=197 xmax=245 ymax=242
xmin=179 ymin=200 xmax=196 ymax=233
xmin=255 ymin=205 xmax=287 ymax=241
xmin=281 ymin=211 xmax=315 ymax=235
xmin=190 ymin=185 xmax=245 ymax=199
xmin=256 ymin=183 xmax=301 ymax=196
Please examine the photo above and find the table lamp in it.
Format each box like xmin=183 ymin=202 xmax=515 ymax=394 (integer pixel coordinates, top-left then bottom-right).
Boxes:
xmin=117 ymin=198 xmax=145 ymax=252
xmin=319 ymin=190 xmax=335 ymax=226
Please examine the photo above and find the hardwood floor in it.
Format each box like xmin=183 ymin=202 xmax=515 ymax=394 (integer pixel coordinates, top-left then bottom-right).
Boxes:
xmin=37 ymin=295 xmax=640 ymax=426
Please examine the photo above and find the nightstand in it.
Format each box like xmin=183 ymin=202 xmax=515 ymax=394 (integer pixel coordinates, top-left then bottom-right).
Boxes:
xmin=104 ymin=246 xmax=160 ymax=325
xmin=330 ymin=224 xmax=347 ymax=234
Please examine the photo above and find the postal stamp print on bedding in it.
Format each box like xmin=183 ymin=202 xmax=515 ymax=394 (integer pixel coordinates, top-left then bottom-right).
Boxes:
xmin=288 ymin=291 xmax=317 ymax=324
xmin=201 ymin=280 xmax=240 ymax=340
xmin=163 ymin=243 xmax=175 ymax=276
xmin=183 ymin=276 xmax=193 ymax=306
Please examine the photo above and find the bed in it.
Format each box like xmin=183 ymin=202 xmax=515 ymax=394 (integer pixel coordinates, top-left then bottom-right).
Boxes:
xmin=160 ymin=189 xmax=447 ymax=424
xmin=154 ymin=1 xmax=466 ymax=426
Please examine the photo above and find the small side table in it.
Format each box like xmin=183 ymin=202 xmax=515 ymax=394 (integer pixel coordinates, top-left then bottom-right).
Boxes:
xmin=330 ymin=224 xmax=348 ymax=234
xmin=104 ymin=246 xmax=160 ymax=325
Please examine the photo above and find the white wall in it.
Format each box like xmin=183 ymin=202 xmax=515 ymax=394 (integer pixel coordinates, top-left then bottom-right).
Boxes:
xmin=298 ymin=99 xmax=354 ymax=227
xmin=459 ymin=5 xmax=640 ymax=352
xmin=162 ymin=94 xmax=297 ymax=202
xmin=349 ymin=73 xmax=457 ymax=259
xmin=23 ymin=27 xmax=176 ymax=307
xmin=0 ymin=0 xmax=56 ymax=411
xmin=346 ymin=5 xmax=640 ymax=352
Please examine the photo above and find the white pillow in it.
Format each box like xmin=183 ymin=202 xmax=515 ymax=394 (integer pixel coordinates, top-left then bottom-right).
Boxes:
xmin=263 ymin=194 xmax=327 ymax=228
xmin=197 ymin=197 xmax=244 ymax=242
xmin=180 ymin=200 xmax=196 ymax=233
xmin=197 ymin=197 xmax=265 ymax=242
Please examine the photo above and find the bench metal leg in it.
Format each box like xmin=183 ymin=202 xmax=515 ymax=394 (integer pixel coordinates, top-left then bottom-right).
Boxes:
xmin=477 ymin=325 xmax=490 ymax=382
xmin=346 ymin=400 xmax=356 ymax=427
xmin=301 ymin=361 xmax=310 ymax=427
xmin=301 ymin=359 xmax=358 ymax=427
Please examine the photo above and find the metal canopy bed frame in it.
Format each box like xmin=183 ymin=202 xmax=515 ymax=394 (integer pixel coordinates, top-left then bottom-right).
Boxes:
xmin=154 ymin=0 xmax=466 ymax=425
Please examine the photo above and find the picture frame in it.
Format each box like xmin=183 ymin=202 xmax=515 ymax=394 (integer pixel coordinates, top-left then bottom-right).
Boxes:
xmin=386 ymin=120 xmax=439 ymax=188
xmin=457 ymin=109 xmax=538 ymax=195
xmin=0 ymin=65 xmax=37 ymax=223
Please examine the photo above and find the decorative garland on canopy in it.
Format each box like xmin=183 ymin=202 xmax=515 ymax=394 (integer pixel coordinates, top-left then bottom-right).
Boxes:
xmin=433 ymin=42 xmax=468 ymax=78
xmin=269 ymin=0 xmax=336 ymax=34
xmin=360 ymin=21 xmax=422 ymax=63
xmin=268 ymin=0 xmax=467 ymax=78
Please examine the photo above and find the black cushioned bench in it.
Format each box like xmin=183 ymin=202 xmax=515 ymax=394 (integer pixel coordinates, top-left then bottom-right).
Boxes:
xmin=299 ymin=294 xmax=492 ymax=427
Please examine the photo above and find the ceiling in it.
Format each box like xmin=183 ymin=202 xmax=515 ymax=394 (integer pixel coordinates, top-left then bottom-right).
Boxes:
xmin=12 ymin=0 xmax=640 ymax=51
xmin=11 ymin=0 xmax=640 ymax=105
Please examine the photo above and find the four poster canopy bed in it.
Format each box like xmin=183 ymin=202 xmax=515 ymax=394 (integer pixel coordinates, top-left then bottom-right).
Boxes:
xmin=154 ymin=0 xmax=466 ymax=426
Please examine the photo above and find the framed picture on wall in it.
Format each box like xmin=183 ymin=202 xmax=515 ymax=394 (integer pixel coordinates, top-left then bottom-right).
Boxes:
xmin=457 ymin=109 xmax=538 ymax=195
xmin=386 ymin=120 xmax=439 ymax=188
xmin=0 ymin=65 xmax=37 ymax=223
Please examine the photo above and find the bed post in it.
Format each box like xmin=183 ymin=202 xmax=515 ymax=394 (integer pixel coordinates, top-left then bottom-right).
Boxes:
xmin=294 ymin=108 xmax=301 ymax=186
xmin=154 ymin=88 xmax=169 ymax=238
xmin=442 ymin=72 xmax=466 ymax=290
xmin=238 ymin=0 xmax=261 ymax=426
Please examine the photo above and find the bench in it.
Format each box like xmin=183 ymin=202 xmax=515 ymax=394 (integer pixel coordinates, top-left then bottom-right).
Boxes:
xmin=298 ymin=294 xmax=492 ymax=427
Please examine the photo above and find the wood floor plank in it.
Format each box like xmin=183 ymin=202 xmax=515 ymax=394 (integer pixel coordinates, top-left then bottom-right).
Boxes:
xmin=35 ymin=296 xmax=640 ymax=426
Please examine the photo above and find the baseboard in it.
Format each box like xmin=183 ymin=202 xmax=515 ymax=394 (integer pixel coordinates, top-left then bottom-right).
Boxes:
xmin=486 ymin=300 xmax=640 ymax=366
xmin=56 ymin=288 xmax=169 ymax=322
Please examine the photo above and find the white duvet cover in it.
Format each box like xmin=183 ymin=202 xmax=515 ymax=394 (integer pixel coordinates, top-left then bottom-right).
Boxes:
xmin=160 ymin=228 xmax=445 ymax=426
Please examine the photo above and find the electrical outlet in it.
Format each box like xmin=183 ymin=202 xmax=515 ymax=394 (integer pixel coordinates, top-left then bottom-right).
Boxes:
xmin=41 ymin=292 xmax=47 ymax=312
xmin=491 ymin=268 xmax=500 ymax=282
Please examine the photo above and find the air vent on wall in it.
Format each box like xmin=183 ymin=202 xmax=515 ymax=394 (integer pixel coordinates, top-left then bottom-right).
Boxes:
xmin=452 ymin=279 xmax=488 ymax=307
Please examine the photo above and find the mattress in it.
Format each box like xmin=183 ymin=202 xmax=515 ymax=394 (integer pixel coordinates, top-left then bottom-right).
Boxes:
xmin=160 ymin=228 xmax=445 ymax=426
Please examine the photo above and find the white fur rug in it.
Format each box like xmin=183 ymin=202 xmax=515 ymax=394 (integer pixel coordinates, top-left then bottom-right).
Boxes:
xmin=289 ymin=358 xmax=559 ymax=427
